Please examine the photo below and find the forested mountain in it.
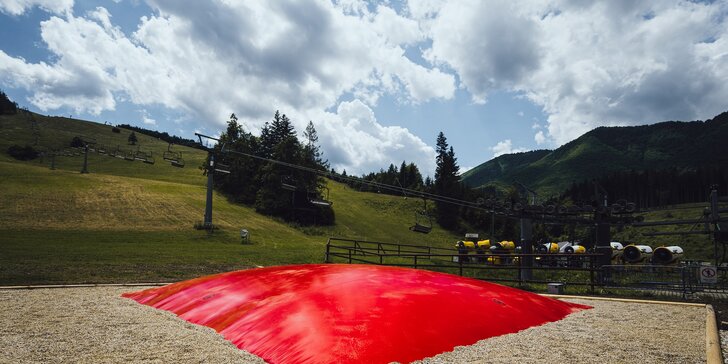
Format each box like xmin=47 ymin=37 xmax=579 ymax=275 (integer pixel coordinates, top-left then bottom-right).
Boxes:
xmin=461 ymin=111 xmax=728 ymax=200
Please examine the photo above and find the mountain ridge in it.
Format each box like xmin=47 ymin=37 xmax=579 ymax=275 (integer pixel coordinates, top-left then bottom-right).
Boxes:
xmin=461 ymin=111 xmax=728 ymax=196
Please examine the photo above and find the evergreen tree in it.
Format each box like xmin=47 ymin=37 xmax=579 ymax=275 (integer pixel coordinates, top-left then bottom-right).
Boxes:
xmin=0 ymin=90 xmax=17 ymax=115
xmin=128 ymin=132 xmax=138 ymax=145
xmin=433 ymin=132 xmax=461 ymax=229
xmin=214 ymin=113 xmax=259 ymax=203
xmin=303 ymin=121 xmax=328 ymax=170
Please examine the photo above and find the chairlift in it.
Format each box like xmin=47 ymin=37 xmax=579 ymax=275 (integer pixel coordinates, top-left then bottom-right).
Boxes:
xmin=132 ymin=148 xmax=155 ymax=164
xmin=409 ymin=198 xmax=433 ymax=234
xmin=214 ymin=162 xmax=230 ymax=174
xmin=281 ymin=175 xmax=297 ymax=191
xmin=171 ymin=157 xmax=185 ymax=168
xmin=142 ymin=151 xmax=155 ymax=165
xmin=308 ymin=187 xmax=332 ymax=206
xmin=163 ymin=143 xmax=182 ymax=162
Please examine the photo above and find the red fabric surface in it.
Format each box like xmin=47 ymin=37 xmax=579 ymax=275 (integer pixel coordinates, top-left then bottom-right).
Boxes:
xmin=123 ymin=264 xmax=589 ymax=364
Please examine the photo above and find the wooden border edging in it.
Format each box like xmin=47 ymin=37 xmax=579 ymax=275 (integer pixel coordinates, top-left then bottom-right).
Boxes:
xmin=542 ymin=294 xmax=723 ymax=363
xmin=541 ymin=293 xmax=706 ymax=307
xmin=707 ymin=305 xmax=724 ymax=364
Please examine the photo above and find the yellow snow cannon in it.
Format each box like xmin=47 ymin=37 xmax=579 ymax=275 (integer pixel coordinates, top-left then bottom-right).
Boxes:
xmin=563 ymin=244 xmax=586 ymax=254
xmin=455 ymin=241 xmax=481 ymax=251
xmin=493 ymin=240 xmax=515 ymax=251
xmin=651 ymin=246 xmax=683 ymax=265
xmin=476 ymin=239 xmax=491 ymax=249
xmin=622 ymin=244 xmax=653 ymax=264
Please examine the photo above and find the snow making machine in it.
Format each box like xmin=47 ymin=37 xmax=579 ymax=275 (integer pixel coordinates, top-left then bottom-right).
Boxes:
xmin=621 ymin=244 xmax=654 ymax=264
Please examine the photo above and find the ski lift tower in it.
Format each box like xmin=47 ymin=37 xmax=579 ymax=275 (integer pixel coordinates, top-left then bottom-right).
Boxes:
xmin=194 ymin=133 xmax=230 ymax=230
xmin=78 ymin=136 xmax=97 ymax=174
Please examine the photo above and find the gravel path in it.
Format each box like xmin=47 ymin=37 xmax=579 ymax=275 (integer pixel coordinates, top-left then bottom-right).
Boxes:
xmin=0 ymin=288 xmax=709 ymax=363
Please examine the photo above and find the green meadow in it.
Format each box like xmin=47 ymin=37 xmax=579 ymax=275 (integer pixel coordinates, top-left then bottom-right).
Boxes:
xmin=0 ymin=112 xmax=460 ymax=285
xmin=0 ymin=111 xmax=717 ymax=285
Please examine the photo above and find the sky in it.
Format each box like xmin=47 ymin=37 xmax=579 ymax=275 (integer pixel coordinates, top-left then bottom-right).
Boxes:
xmin=1 ymin=0 xmax=727 ymax=177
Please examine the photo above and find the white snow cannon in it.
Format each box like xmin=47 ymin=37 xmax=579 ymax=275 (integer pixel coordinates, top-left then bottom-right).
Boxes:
xmin=610 ymin=242 xmax=624 ymax=261
xmin=622 ymin=244 xmax=653 ymax=264
xmin=651 ymin=246 xmax=684 ymax=265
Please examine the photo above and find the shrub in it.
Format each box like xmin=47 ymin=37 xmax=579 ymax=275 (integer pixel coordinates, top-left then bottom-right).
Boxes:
xmin=7 ymin=145 xmax=38 ymax=160
xmin=112 ymin=126 xmax=121 ymax=133
xmin=70 ymin=136 xmax=84 ymax=148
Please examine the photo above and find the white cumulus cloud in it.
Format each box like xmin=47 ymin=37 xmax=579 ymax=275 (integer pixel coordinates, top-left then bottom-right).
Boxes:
xmin=0 ymin=0 xmax=73 ymax=15
xmin=419 ymin=0 xmax=728 ymax=145
xmin=0 ymin=1 xmax=454 ymax=175
xmin=490 ymin=139 xmax=527 ymax=158
xmin=534 ymin=130 xmax=546 ymax=145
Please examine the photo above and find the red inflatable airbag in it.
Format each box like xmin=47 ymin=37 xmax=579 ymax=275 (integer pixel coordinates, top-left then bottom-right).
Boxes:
xmin=123 ymin=264 xmax=589 ymax=363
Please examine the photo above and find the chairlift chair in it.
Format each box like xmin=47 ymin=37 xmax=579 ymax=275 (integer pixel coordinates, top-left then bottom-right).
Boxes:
xmin=281 ymin=176 xmax=297 ymax=191
xmin=409 ymin=199 xmax=433 ymax=234
xmin=207 ymin=153 xmax=231 ymax=174
xmin=133 ymin=149 xmax=147 ymax=162
xmin=142 ymin=151 xmax=155 ymax=164
xmin=163 ymin=143 xmax=180 ymax=161
xmin=214 ymin=162 xmax=231 ymax=174
xmin=170 ymin=157 xmax=185 ymax=168
xmin=308 ymin=187 xmax=332 ymax=206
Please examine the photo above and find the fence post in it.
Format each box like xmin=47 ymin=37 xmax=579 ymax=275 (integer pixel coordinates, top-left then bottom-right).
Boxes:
xmin=517 ymin=254 xmax=522 ymax=287
xmin=681 ymin=266 xmax=687 ymax=300
xmin=590 ymin=256 xmax=595 ymax=294
xmin=459 ymin=255 xmax=463 ymax=276
xmin=325 ymin=242 xmax=330 ymax=263
xmin=414 ymin=255 xmax=418 ymax=269
xmin=348 ymin=249 xmax=352 ymax=264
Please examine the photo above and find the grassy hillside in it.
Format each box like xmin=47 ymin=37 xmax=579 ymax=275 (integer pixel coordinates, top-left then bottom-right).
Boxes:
xmin=461 ymin=111 xmax=728 ymax=196
xmin=0 ymin=111 xmax=460 ymax=285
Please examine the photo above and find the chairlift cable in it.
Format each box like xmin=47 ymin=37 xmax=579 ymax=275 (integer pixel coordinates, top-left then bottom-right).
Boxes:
xmin=213 ymin=143 xmax=487 ymax=211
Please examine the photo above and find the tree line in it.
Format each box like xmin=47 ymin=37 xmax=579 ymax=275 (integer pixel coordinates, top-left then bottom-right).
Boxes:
xmin=210 ymin=112 xmax=334 ymax=225
xmin=116 ymin=123 xmax=202 ymax=150
xmin=562 ymin=165 xmax=728 ymax=208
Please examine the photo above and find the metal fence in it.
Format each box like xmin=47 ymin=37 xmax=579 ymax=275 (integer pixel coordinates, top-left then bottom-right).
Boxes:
xmin=324 ymin=237 xmax=728 ymax=301
xmin=602 ymin=264 xmax=728 ymax=300
xmin=324 ymin=237 xmax=601 ymax=292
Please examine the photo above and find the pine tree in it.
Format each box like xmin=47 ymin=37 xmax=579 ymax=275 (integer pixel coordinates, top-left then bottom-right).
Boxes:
xmin=214 ymin=113 xmax=259 ymax=203
xmin=434 ymin=132 xmax=461 ymax=229
xmin=0 ymin=90 xmax=17 ymax=115
xmin=128 ymin=132 xmax=138 ymax=145
xmin=303 ymin=121 xmax=328 ymax=170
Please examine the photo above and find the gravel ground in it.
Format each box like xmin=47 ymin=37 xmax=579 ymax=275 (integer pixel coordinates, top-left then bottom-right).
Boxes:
xmin=0 ymin=286 xmax=265 ymax=364
xmin=0 ymin=288 xmax=710 ymax=363
xmin=415 ymin=298 xmax=706 ymax=364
